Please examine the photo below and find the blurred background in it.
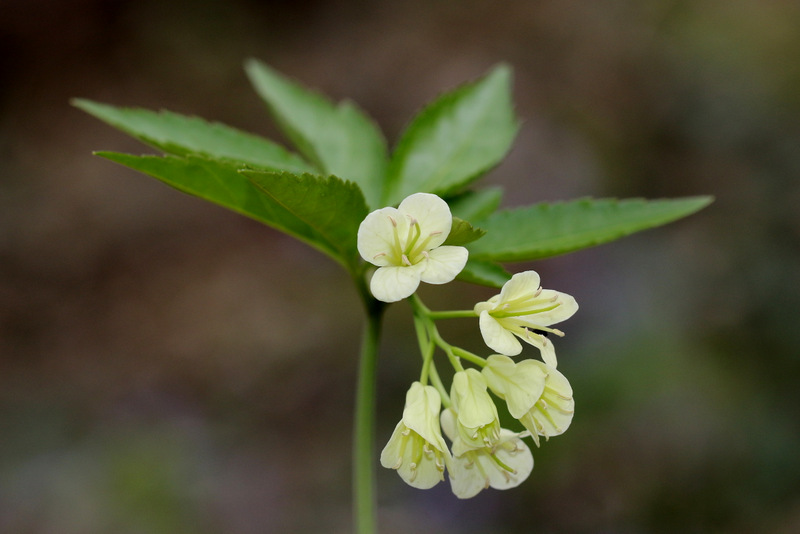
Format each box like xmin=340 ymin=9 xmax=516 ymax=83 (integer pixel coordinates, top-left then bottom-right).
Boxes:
xmin=1 ymin=0 xmax=798 ymax=532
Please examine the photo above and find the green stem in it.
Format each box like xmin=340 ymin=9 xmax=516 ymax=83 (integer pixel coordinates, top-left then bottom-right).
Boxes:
xmin=353 ymin=272 xmax=386 ymax=534
xmin=427 ymin=310 xmax=478 ymax=320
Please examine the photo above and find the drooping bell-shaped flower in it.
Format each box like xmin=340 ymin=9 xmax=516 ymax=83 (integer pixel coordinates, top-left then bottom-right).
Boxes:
xmin=449 ymin=368 xmax=501 ymax=451
xmin=441 ymin=408 xmax=533 ymax=499
xmin=482 ymin=354 xmax=574 ymax=446
xmin=380 ymin=382 xmax=451 ymax=489
xmin=474 ymin=270 xmax=577 ymax=367
xmin=357 ymin=192 xmax=468 ymax=303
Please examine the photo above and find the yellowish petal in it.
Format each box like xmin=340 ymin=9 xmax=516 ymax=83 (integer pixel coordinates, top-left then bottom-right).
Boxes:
xmin=479 ymin=311 xmax=522 ymax=356
xmin=419 ymin=246 xmax=468 ymax=284
xmin=498 ymin=270 xmax=541 ymax=302
xmin=482 ymin=355 xmax=547 ymax=419
xmin=357 ymin=207 xmax=401 ymax=266
xmin=369 ymin=264 xmax=423 ymax=303
xmin=397 ymin=192 xmax=452 ymax=249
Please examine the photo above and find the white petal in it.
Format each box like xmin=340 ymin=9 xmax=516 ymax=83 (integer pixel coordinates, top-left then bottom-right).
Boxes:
xmin=450 ymin=369 xmax=497 ymax=430
xmin=538 ymin=340 xmax=558 ymax=368
xmin=379 ymin=420 xmax=408 ymax=469
xmin=499 ymin=270 xmax=541 ymax=302
xmin=380 ymin=422 xmax=446 ymax=489
xmin=402 ymin=382 xmax=448 ymax=453
xmin=419 ymin=246 xmax=468 ymax=284
xmin=401 ymin=449 xmax=446 ymax=489
xmin=397 ymin=193 xmax=452 ymax=249
xmin=482 ymin=355 xmax=547 ymax=419
xmin=448 ymin=453 xmax=487 ymax=499
xmin=512 ymin=328 xmax=559 ymax=368
xmin=518 ymin=290 xmax=579 ymax=326
xmin=479 ymin=311 xmax=522 ymax=356
xmin=369 ymin=265 xmax=422 ymax=303
xmin=521 ymin=361 xmax=574 ymax=439
xmin=485 ymin=431 xmax=534 ymax=490
xmin=357 ymin=207 xmax=401 ymax=266
xmin=440 ymin=407 xmax=458 ymax=442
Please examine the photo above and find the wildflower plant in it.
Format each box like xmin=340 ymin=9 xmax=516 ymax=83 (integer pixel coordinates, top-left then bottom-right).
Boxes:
xmin=74 ymin=60 xmax=711 ymax=532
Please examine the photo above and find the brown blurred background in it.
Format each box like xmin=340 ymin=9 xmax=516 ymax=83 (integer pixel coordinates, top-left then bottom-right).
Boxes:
xmin=1 ymin=0 xmax=799 ymax=532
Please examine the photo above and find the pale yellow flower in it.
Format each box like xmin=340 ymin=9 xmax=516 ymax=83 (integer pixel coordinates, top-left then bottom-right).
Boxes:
xmin=441 ymin=408 xmax=533 ymax=499
xmin=380 ymin=382 xmax=451 ymax=489
xmin=449 ymin=368 xmax=501 ymax=451
xmin=482 ymin=354 xmax=574 ymax=446
xmin=474 ymin=270 xmax=577 ymax=367
xmin=357 ymin=192 xmax=468 ymax=302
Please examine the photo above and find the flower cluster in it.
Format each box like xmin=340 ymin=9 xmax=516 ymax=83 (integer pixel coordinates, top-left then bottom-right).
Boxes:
xmin=358 ymin=193 xmax=579 ymax=498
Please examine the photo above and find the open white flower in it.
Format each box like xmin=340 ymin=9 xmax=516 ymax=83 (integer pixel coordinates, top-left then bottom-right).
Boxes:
xmin=380 ymin=382 xmax=451 ymax=489
xmin=450 ymin=368 xmax=501 ymax=451
xmin=441 ymin=408 xmax=534 ymax=499
xmin=482 ymin=354 xmax=574 ymax=446
xmin=357 ymin=192 xmax=468 ymax=303
xmin=474 ymin=270 xmax=577 ymax=367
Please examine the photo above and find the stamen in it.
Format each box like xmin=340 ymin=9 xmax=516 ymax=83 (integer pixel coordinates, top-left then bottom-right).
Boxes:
xmin=401 ymin=254 xmax=412 ymax=266
xmin=372 ymin=252 xmax=386 ymax=260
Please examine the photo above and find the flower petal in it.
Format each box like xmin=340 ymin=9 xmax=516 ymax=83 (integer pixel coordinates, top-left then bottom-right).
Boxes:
xmin=538 ymin=339 xmax=558 ymax=368
xmin=479 ymin=311 xmax=522 ymax=356
xmin=448 ymin=453 xmax=488 ymax=499
xmin=517 ymin=290 xmax=579 ymax=326
xmin=519 ymin=361 xmax=574 ymax=439
xmin=482 ymin=355 xmax=547 ymax=418
xmin=485 ymin=430 xmax=534 ymax=490
xmin=357 ymin=207 xmax=402 ymax=267
xmin=498 ymin=270 xmax=541 ymax=302
xmin=397 ymin=192 xmax=452 ymax=249
xmin=419 ymin=246 xmax=468 ymax=285
xmin=369 ymin=264 xmax=423 ymax=303
xmin=402 ymin=382 xmax=448 ymax=453
xmin=380 ymin=422 xmax=445 ymax=489
xmin=451 ymin=369 xmax=498 ymax=431
xmin=439 ymin=407 xmax=458 ymax=442
xmin=447 ymin=429 xmax=534 ymax=498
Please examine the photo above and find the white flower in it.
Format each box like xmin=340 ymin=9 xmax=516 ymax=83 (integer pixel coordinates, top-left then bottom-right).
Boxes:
xmin=474 ymin=270 xmax=577 ymax=367
xmin=482 ymin=354 xmax=574 ymax=446
xmin=441 ymin=408 xmax=534 ymax=499
xmin=449 ymin=368 xmax=501 ymax=451
xmin=357 ymin=192 xmax=468 ymax=303
xmin=380 ymin=382 xmax=451 ymax=489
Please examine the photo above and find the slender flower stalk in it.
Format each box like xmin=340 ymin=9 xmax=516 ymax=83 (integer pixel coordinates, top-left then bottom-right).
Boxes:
xmin=353 ymin=273 xmax=385 ymax=534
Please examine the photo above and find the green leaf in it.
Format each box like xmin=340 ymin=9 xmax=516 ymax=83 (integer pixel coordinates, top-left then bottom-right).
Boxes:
xmin=244 ymin=59 xmax=388 ymax=209
xmin=467 ymin=196 xmax=714 ymax=262
xmin=447 ymin=187 xmax=504 ymax=221
xmin=72 ymin=99 xmax=314 ymax=173
xmin=444 ymin=217 xmax=486 ymax=246
xmin=384 ymin=65 xmax=519 ymax=205
xmin=96 ymin=152 xmax=358 ymax=267
xmin=242 ymin=170 xmax=368 ymax=267
xmin=457 ymin=259 xmax=512 ymax=288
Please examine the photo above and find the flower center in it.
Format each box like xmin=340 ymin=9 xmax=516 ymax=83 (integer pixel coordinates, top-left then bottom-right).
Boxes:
xmin=388 ymin=215 xmax=441 ymax=266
